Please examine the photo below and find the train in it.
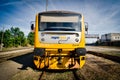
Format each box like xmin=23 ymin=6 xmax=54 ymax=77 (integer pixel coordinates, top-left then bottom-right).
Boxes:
xmin=31 ymin=11 xmax=88 ymax=69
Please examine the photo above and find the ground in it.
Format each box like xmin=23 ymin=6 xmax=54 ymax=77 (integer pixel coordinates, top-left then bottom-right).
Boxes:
xmin=0 ymin=46 xmax=120 ymax=80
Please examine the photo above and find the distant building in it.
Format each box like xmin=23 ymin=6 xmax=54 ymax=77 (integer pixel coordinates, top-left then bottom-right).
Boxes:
xmin=100 ymin=33 xmax=120 ymax=46
xmin=101 ymin=33 xmax=120 ymax=42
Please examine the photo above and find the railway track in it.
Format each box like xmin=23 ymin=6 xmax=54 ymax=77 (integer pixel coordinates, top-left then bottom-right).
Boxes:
xmin=72 ymin=69 xmax=85 ymax=80
xmin=39 ymin=71 xmax=45 ymax=80
xmin=87 ymin=51 xmax=120 ymax=63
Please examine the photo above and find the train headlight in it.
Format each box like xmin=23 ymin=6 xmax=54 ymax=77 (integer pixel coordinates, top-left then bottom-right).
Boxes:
xmin=41 ymin=38 xmax=45 ymax=41
xmin=75 ymin=38 xmax=79 ymax=42
xmin=41 ymin=33 xmax=44 ymax=36
xmin=75 ymin=33 xmax=79 ymax=37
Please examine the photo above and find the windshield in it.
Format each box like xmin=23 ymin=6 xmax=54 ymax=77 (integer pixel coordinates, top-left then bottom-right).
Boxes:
xmin=39 ymin=14 xmax=81 ymax=31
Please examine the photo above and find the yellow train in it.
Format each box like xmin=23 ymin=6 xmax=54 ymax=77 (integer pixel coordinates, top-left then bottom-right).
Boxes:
xmin=31 ymin=11 xmax=88 ymax=69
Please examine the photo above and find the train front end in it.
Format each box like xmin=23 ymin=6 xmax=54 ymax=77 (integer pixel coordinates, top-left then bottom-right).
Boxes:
xmin=33 ymin=11 xmax=86 ymax=69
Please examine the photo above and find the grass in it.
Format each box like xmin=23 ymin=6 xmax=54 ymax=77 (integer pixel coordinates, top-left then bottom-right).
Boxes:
xmin=43 ymin=71 xmax=74 ymax=80
xmin=78 ymin=54 xmax=120 ymax=80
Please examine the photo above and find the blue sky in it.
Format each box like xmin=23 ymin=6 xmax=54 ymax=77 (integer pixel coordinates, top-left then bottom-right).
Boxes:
xmin=0 ymin=0 xmax=120 ymax=42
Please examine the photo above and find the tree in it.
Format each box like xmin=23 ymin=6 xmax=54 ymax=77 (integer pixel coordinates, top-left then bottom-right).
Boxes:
xmin=1 ymin=27 xmax=27 ymax=47
xmin=21 ymin=37 xmax=28 ymax=46
xmin=0 ymin=31 xmax=3 ymax=43
xmin=10 ymin=27 xmax=19 ymax=47
xmin=10 ymin=27 xmax=26 ymax=47
xmin=3 ymin=29 xmax=13 ymax=47
xmin=0 ymin=30 xmax=4 ymax=48
xmin=0 ymin=27 xmax=29 ymax=48
xmin=27 ymin=32 xmax=34 ymax=45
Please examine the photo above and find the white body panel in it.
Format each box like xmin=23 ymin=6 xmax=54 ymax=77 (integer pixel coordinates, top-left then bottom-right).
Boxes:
xmin=39 ymin=31 xmax=81 ymax=44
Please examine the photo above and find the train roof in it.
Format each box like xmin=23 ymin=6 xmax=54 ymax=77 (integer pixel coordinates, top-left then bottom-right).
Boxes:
xmin=39 ymin=11 xmax=82 ymax=15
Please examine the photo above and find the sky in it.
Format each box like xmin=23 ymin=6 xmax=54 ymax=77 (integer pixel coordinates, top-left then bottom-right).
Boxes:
xmin=0 ymin=0 xmax=120 ymax=43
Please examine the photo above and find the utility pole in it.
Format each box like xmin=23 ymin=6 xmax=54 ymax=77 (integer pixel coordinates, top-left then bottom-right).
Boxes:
xmin=46 ymin=0 xmax=48 ymax=11
xmin=1 ymin=27 xmax=4 ymax=51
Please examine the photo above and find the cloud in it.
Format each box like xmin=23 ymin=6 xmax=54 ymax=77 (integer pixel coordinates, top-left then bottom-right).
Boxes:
xmin=0 ymin=1 xmax=23 ymax=6
xmin=21 ymin=0 xmax=38 ymax=12
xmin=0 ymin=0 xmax=120 ymax=37
xmin=82 ymin=0 xmax=120 ymax=34
xmin=0 ymin=0 xmax=46 ymax=35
